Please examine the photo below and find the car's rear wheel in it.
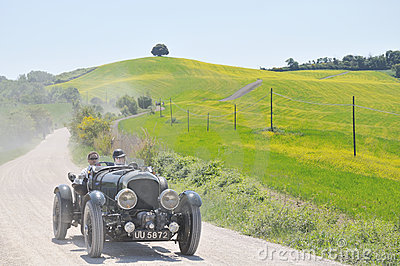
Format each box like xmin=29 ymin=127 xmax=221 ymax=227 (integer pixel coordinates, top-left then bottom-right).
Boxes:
xmin=83 ymin=200 xmax=104 ymax=258
xmin=178 ymin=199 xmax=202 ymax=255
xmin=53 ymin=192 xmax=69 ymax=240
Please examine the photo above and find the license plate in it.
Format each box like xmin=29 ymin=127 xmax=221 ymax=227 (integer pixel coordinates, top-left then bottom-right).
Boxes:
xmin=132 ymin=230 xmax=171 ymax=240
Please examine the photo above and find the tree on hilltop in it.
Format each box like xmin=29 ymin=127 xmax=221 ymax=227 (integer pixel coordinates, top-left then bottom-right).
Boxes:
xmin=151 ymin=44 xmax=169 ymax=57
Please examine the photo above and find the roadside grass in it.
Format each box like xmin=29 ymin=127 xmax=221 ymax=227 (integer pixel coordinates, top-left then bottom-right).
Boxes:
xmin=0 ymin=137 xmax=41 ymax=166
xmin=155 ymin=151 xmax=400 ymax=265
xmin=0 ymin=103 xmax=73 ymax=166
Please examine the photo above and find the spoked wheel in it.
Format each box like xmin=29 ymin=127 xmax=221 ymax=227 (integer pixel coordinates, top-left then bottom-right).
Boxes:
xmin=178 ymin=199 xmax=202 ymax=255
xmin=83 ymin=200 xmax=104 ymax=258
xmin=53 ymin=192 xmax=69 ymax=240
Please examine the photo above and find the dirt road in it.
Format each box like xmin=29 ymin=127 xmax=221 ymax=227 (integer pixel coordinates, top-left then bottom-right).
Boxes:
xmin=0 ymin=128 xmax=340 ymax=265
xmin=219 ymin=79 xmax=263 ymax=101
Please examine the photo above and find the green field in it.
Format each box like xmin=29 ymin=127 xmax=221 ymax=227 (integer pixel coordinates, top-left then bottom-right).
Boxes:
xmin=60 ymin=57 xmax=400 ymax=221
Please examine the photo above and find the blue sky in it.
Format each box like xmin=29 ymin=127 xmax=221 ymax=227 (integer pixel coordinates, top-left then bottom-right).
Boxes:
xmin=0 ymin=0 xmax=399 ymax=79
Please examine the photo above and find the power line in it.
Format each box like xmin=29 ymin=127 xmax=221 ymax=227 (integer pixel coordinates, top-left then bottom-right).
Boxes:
xmin=354 ymin=105 xmax=400 ymax=116
xmin=171 ymin=94 xmax=269 ymax=118
xmin=170 ymin=91 xmax=400 ymax=119
xmin=273 ymin=92 xmax=400 ymax=116
xmin=272 ymin=92 xmax=352 ymax=106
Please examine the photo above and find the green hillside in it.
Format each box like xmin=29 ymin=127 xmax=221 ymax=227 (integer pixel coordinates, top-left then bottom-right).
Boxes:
xmin=62 ymin=57 xmax=400 ymax=221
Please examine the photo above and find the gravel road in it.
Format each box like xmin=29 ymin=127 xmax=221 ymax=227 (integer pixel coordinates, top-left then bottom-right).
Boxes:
xmin=0 ymin=128 xmax=340 ymax=265
xmin=219 ymin=79 xmax=263 ymax=101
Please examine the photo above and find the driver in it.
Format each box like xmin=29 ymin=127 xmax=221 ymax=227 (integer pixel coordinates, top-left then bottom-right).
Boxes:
xmin=73 ymin=151 xmax=100 ymax=185
xmin=113 ymin=149 xmax=126 ymax=165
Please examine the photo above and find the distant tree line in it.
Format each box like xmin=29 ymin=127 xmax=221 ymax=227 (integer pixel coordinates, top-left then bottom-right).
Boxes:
xmin=0 ymin=70 xmax=80 ymax=105
xmin=0 ymin=70 xmax=81 ymax=152
xmin=264 ymin=50 xmax=400 ymax=77
xmin=0 ymin=104 xmax=54 ymax=150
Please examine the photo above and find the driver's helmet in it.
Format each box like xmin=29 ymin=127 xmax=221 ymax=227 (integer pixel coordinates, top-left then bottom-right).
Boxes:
xmin=112 ymin=149 xmax=126 ymax=159
xmin=113 ymin=149 xmax=126 ymax=165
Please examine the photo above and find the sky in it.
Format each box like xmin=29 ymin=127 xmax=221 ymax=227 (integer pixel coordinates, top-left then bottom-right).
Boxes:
xmin=0 ymin=0 xmax=399 ymax=79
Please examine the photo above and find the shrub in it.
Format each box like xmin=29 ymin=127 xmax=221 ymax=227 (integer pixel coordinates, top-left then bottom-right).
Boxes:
xmin=116 ymin=95 xmax=138 ymax=115
xmin=94 ymin=133 xmax=112 ymax=155
xmin=77 ymin=116 xmax=110 ymax=146
xmin=136 ymin=129 xmax=157 ymax=166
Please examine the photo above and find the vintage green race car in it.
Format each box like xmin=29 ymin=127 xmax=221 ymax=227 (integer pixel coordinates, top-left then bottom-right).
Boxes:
xmin=52 ymin=164 xmax=202 ymax=258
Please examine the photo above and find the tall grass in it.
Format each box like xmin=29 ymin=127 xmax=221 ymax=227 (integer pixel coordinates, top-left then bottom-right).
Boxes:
xmin=154 ymin=151 xmax=400 ymax=265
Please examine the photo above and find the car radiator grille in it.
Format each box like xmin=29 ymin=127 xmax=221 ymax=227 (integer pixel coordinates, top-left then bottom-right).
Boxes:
xmin=128 ymin=179 xmax=159 ymax=209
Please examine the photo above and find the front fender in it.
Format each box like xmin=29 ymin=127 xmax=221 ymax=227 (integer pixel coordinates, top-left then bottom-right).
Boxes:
xmin=83 ymin=190 xmax=106 ymax=207
xmin=53 ymin=184 xmax=73 ymax=223
xmin=179 ymin=190 xmax=202 ymax=208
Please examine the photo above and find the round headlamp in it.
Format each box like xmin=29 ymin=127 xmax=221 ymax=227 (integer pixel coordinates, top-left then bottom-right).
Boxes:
xmin=115 ymin=188 xmax=137 ymax=210
xmin=159 ymin=189 xmax=179 ymax=210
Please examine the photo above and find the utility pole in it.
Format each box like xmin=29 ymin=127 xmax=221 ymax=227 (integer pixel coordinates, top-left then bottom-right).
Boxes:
xmin=353 ymin=96 xmax=356 ymax=157
xmin=187 ymin=109 xmax=189 ymax=132
xmin=170 ymin=98 xmax=173 ymax=126
xmin=234 ymin=104 xmax=237 ymax=130
xmin=270 ymin=88 xmax=273 ymax=131
xmin=207 ymin=113 xmax=209 ymax=132
xmin=159 ymin=98 xmax=162 ymax=117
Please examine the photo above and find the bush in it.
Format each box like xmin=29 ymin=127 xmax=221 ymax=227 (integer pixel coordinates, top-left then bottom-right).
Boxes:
xmin=77 ymin=116 xmax=110 ymax=146
xmin=137 ymin=129 xmax=157 ymax=166
xmin=94 ymin=133 xmax=112 ymax=155
xmin=138 ymin=95 xmax=152 ymax=109
xmin=116 ymin=95 xmax=138 ymax=115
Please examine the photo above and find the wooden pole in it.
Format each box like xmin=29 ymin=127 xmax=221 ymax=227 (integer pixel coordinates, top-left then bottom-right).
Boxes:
xmin=187 ymin=109 xmax=190 ymax=133
xmin=270 ymin=88 xmax=273 ymax=131
xmin=170 ymin=98 xmax=172 ymax=126
xmin=207 ymin=112 xmax=209 ymax=132
xmin=234 ymin=104 xmax=237 ymax=130
xmin=159 ymin=98 xmax=162 ymax=117
xmin=353 ymin=96 xmax=356 ymax=157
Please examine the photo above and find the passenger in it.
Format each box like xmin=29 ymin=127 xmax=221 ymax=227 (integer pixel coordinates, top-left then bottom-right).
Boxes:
xmin=113 ymin=149 xmax=127 ymax=165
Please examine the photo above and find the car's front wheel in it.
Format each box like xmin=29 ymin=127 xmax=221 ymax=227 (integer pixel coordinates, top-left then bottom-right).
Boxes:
xmin=83 ymin=200 xmax=104 ymax=258
xmin=178 ymin=199 xmax=202 ymax=255
xmin=53 ymin=192 xmax=69 ymax=240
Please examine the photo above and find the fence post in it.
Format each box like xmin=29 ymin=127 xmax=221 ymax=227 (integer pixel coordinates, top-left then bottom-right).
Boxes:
xmin=170 ymin=98 xmax=172 ymax=126
xmin=159 ymin=98 xmax=162 ymax=117
xmin=207 ymin=112 xmax=209 ymax=132
xmin=353 ymin=96 xmax=356 ymax=157
xmin=187 ymin=109 xmax=189 ymax=133
xmin=234 ymin=104 xmax=237 ymax=130
xmin=270 ymin=88 xmax=273 ymax=131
